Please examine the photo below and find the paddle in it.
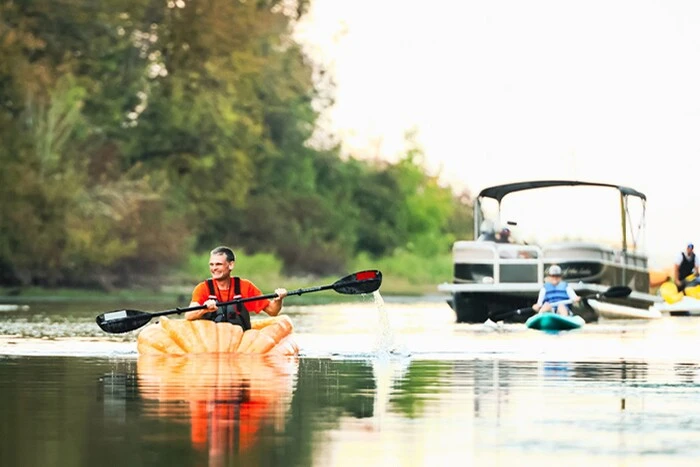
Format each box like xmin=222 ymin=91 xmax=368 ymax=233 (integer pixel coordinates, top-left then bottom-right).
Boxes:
xmin=95 ymin=269 xmax=382 ymax=334
xmin=487 ymin=285 xmax=633 ymax=322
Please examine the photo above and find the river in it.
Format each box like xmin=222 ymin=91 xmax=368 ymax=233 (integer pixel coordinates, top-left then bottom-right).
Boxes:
xmin=1 ymin=293 xmax=699 ymax=466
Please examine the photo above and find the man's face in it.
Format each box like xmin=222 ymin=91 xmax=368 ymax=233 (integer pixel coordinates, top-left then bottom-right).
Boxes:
xmin=209 ymin=253 xmax=233 ymax=280
xmin=688 ymin=246 xmax=694 ymax=256
xmin=550 ymin=275 xmax=562 ymax=284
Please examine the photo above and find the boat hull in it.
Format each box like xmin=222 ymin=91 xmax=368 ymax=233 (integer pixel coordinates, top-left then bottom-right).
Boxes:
xmin=650 ymin=296 xmax=700 ymax=316
xmin=526 ymin=313 xmax=585 ymax=331
xmin=587 ymin=299 xmax=662 ymax=320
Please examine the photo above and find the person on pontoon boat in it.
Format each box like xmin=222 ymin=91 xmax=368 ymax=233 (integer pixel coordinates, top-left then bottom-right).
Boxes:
xmin=532 ymin=265 xmax=581 ymax=316
xmin=495 ymin=227 xmax=512 ymax=244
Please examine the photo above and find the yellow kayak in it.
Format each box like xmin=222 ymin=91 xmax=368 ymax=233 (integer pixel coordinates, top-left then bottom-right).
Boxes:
xmin=136 ymin=315 xmax=299 ymax=355
xmin=659 ymin=281 xmax=686 ymax=304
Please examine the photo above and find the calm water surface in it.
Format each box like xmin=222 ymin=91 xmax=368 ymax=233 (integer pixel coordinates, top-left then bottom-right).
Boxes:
xmin=2 ymin=293 xmax=700 ymax=466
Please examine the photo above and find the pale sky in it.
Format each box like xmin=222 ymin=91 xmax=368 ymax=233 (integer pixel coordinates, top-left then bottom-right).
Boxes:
xmin=294 ymin=1 xmax=700 ymax=267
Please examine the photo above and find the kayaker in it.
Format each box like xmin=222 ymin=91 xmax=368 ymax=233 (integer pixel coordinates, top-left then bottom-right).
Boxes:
xmin=185 ymin=246 xmax=288 ymax=329
xmin=674 ymin=243 xmax=700 ymax=291
xmin=532 ymin=265 xmax=580 ymax=316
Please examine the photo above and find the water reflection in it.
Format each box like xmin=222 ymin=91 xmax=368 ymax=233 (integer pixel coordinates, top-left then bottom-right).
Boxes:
xmin=4 ymin=354 xmax=700 ymax=466
xmin=673 ymin=363 xmax=700 ymax=383
xmin=7 ymin=298 xmax=700 ymax=465
xmin=136 ymin=354 xmax=298 ymax=464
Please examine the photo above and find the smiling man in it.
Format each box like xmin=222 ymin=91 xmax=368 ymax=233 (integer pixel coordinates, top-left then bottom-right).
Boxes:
xmin=185 ymin=246 xmax=288 ymax=329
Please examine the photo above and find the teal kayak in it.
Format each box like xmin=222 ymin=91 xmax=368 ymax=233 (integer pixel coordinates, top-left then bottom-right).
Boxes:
xmin=525 ymin=313 xmax=585 ymax=331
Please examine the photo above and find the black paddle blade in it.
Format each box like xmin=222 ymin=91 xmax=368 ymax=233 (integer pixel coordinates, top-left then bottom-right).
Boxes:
xmin=601 ymin=285 xmax=632 ymax=299
xmin=333 ymin=270 xmax=383 ymax=294
xmin=96 ymin=309 xmax=153 ymax=334
xmin=489 ymin=307 xmax=536 ymax=322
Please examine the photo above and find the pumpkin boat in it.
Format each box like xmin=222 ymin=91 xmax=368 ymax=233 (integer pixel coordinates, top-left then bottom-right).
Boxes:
xmin=136 ymin=315 xmax=299 ymax=355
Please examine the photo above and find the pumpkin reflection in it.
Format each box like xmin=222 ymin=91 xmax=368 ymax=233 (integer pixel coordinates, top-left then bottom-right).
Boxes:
xmin=137 ymin=353 xmax=298 ymax=456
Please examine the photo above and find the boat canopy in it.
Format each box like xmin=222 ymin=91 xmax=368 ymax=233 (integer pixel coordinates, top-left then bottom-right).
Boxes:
xmin=478 ymin=180 xmax=646 ymax=203
xmin=473 ymin=179 xmax=647 ymax=254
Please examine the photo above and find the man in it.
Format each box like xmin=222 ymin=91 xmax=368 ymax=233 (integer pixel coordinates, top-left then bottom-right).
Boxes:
xmin=675 ymin=243 xmax=700 ymax=291
xmin=185 ymin=246 xmax=288 ymax=330
xmin=532 ymin=265 xmax=580 ymax=316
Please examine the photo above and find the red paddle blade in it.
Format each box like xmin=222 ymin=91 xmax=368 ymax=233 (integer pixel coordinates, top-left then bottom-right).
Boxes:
xmin=332 ymin=270 xmax=382 ymax=294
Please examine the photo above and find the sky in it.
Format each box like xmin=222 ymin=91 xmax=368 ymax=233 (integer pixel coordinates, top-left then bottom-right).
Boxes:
xmin=294 ymin=0 xmax=700 ymax=268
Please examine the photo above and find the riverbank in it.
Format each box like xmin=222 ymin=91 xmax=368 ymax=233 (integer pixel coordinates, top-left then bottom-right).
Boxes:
xmin=0 ymin=251 xmax=454 ymax=304
xmin=0 ymin=273 xmax=449 ymax=305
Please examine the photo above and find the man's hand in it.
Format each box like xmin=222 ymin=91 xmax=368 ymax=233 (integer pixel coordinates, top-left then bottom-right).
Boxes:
xmin=185 ymin=300 xmax=218 ymax=320
xmin=274 ymin=288 xmax=288 ymax=300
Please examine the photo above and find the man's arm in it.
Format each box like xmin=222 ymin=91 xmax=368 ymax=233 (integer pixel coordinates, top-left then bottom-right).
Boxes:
xmin=566 ymin=285 xmax=580 ymax=302
xmin=532 ymin=288 xmax=546 ymax=311
xmin=675 ymin=259 xmax=683 ymax=284
xmin=674 ymin=253 xmax=683 ymax=283
xmin=262 ymin=288 xmax=288 ymax=316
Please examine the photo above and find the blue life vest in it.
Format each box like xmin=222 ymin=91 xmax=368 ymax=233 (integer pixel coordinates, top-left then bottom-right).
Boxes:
xmin=543 ymin=281 xmax=570 ymax=305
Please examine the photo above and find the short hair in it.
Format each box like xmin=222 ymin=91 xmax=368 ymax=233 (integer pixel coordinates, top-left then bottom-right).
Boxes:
xmin=210 ymin=246 xmax=236 ymax=262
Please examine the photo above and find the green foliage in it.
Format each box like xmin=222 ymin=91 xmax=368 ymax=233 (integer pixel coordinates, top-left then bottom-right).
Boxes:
xmin=351 ymin=250 xmax=453 ymax=295
xmin=180 ymin=249 xmax=284 ymax=293
xmin=0 ymin=0 xmax=474 ymax=290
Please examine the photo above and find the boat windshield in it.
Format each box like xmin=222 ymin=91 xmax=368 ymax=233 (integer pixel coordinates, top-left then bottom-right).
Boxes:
xmin=478 ymin=185 xmax=646 ymax=252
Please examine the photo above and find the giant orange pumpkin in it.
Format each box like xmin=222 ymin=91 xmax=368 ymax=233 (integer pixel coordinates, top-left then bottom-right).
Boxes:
xmin=136 ymin=315 xmax=299 ymax=355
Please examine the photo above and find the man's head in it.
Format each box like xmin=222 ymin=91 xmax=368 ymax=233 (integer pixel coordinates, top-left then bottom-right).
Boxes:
xmin=688 ymin=244 xmax=695 ymax=255
xmin=547 ymin=264 xmax=563 ymax=283
xmin=209 ymin=246 xmax=236 ymax=279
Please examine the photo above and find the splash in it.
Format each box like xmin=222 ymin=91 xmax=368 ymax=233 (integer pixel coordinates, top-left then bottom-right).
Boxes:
xmin=369 ymin=290 xmax=411 ymax=431
xmin=371 ymin=291 xmax=408 ymax=357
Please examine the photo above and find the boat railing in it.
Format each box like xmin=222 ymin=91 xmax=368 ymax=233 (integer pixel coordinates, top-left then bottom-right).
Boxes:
xmin=453 ymin=241 xmax=544 ymax=284
xmin=543 ymin=242 xmax=648 ymax=269
xmin=452 ymin=240 xmax=649 ymax=284
xmin=542 ymin=242 xmax=616 ymax=261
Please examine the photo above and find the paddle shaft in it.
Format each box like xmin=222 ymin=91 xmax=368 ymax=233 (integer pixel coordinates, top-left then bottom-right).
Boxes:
xmin=541 ymin=297 xmax=576 ymax=308
xmin=488 ymin=286 xmax=630 ymax=322
xmin=150 ymin=282 xmax=339 ymax=319
xmin=490 ymin=298 xmax=575 ymax=321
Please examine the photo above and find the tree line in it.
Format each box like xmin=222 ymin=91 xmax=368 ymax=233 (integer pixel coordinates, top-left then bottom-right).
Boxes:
xmin=0 ymin=0 xmax=473 ymax=290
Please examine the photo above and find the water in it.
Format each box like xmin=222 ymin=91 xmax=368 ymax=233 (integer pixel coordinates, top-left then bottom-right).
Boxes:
xmin=2 ymin=294 xmax=700 ymax=466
